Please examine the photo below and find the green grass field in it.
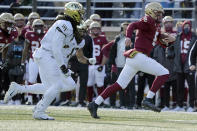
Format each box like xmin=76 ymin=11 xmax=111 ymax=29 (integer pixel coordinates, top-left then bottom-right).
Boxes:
xmin=0 ymin=105 xmax=197 ymax=131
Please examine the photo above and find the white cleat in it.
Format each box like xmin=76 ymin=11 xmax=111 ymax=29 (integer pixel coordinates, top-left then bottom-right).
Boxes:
xmin=173 ymin=106 xmax=185 ymax=112
xmin=4 ymin=82 xmax=20 ymax=103
xmin=186 ymin=107 xmax=195 ymax=112
xmin=161 ymin=106 xmax=170 ymax=112
xmin=33 ymin=111 xmax=54 ymax=120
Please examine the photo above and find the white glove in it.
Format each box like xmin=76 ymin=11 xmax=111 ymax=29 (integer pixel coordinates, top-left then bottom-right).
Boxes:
xmin=64 ymin=69 xmax=73 ymax=77
xmin=88 ymin=58 xmax=96 ymax=65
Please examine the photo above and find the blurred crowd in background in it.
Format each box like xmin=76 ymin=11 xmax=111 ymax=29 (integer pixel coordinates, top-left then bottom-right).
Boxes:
xmin=0 ymin=0 xmax=197 ymax=113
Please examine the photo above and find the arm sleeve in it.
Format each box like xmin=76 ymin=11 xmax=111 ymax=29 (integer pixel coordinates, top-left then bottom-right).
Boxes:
xmin=126 ymin=18 xmax=150 ymax=38
xmin=102 ymin=40 xmax=114 ymax=58
xmin=189 ymin=40 xmax=197 ymax=66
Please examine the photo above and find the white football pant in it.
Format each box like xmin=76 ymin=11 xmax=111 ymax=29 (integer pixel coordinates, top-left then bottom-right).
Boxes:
xmin=30 ymin=48 xmax=77 ymax=112
xmin=28 ymin=58 xmax=39 ymax=84
xmin=117 ymin=53 xmax=169 ymax=89
xmin=87 ymin=65 xmax=105 ymax=87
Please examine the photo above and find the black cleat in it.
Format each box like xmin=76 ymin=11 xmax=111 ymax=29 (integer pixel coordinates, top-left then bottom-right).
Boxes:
xmin=87 ymin=101 xmax=100 ymax=119
xmin=142 ymin=98 xmax=161 ymax=112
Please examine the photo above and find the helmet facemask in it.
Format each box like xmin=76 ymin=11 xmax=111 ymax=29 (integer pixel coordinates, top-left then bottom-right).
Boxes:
xmin=1 ymin=21 xmax=14 ymax=34
xmin=154 ymin=11 xmax=163 ymax=23
xmin=15 ymin=19 xmax=25 ymax=28
xmin=164 ymin=21 xmax=173 ymax=32
xmin=33 ymin=25 xmax=44 ymax=35
xmin=90 ymin=27 xmax=101 ymax=37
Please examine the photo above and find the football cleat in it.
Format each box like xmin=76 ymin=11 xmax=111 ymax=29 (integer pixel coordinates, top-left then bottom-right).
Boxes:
xmin=87 ymin=101 xmax=100 ymax=119
xmin=33 ymin=111 xmax=54 ymax=120
xmin=142 ymin=98 xmax=161 ymax=112
xmin=4 ymin=82 xmax=20 ymax=103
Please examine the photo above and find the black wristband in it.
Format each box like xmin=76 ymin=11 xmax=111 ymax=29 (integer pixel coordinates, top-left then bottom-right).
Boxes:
xmin=60 ymin=65 xmax=68 ymax=74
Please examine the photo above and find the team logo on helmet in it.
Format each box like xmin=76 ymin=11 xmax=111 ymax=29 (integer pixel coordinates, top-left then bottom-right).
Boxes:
xmin=64 ymin=2 xmax=84 ymax=25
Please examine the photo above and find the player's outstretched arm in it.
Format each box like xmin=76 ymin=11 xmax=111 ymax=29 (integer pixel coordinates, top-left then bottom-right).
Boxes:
xmin=76 ymin=48 xmax=96 ymax=65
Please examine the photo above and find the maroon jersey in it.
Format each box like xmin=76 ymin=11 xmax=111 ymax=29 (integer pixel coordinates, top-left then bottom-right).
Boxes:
xmin=21 ymin=25 xmax=32 ymax=38
xmin=25 ymin=31 xmax=45 ymax=58
xmin=0 ymin=27 xmax=18 ymax=52
xmin=102 ymin=40 xmax=114 ymax=58
xmin=126 ymin=15 xmax=162 ymax=56
xmin=93 ymin=35 xmax=108 ymax=64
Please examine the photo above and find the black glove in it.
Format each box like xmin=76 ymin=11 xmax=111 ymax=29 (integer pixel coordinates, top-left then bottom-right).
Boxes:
xmin=97 ymin=66 xmax=103 ymax=72
xmin=60 ymin=65 xmax=69 ymax=74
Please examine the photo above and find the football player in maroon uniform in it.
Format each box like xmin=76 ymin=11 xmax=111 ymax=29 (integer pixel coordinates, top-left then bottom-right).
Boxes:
xmin=14 ymin=13 xmax=25 ymax=36
xmin=21 ymin=19 xmax=45 ymax=104
xmin=88 ymin=2 xmax=176 ymax=118
xmin=0 ymin=13 xmax=18 ymax=99
xmin=86 ymin=21 xmax=108 ymax=103
xmin=21 ymin=12 xmax=40 ymax=38
xmin=0 ymin=13 xmax=18 ymax=61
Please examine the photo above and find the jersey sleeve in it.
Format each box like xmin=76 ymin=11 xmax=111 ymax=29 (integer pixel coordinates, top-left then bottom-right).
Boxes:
xmin=126 ymin=16 xmax=152 ymax=38
xmin=102 ymin=40 xmax=114 ymax=58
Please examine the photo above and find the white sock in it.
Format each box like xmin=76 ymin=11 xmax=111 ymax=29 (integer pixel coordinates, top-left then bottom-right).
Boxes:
xmin=95 ymin=96 xmax=104 ymax=105
xmin=146 ymin=91 xmax=155 ymax=99
xmin=35 ymin=85 xmax=60 ymax=112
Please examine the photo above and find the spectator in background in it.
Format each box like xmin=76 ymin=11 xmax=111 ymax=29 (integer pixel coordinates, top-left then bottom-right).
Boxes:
xmin=108 ymin=22 xmax=135 ymax=109
xmin=188 ymin=40 xmax=197 ymax=108
xmin=173 ymin=20 xmax=197 ymax=112
xmin=75 ymin=21 xmax=94 ymax=107
xmin=176 ymin=21 xmax=183 ymax=34
xmin=153 ymin=16 xmax=177 ymax=111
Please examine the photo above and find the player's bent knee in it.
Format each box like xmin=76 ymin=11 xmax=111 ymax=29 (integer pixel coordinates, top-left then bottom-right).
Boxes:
xmin=158 ymin=68 xmax=169 ymax=76
xmin=116 ymin=81 xmax=125 ymax=90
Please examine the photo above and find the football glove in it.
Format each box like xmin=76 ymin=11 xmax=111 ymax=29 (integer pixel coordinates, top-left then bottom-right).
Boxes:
xmin=97 ymin=66 xmax=103 ymax=72
xmin=88 ymin=58 xmax=96 ymax=65
xmin=60 ymin=65 xmax=72 ymax=77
